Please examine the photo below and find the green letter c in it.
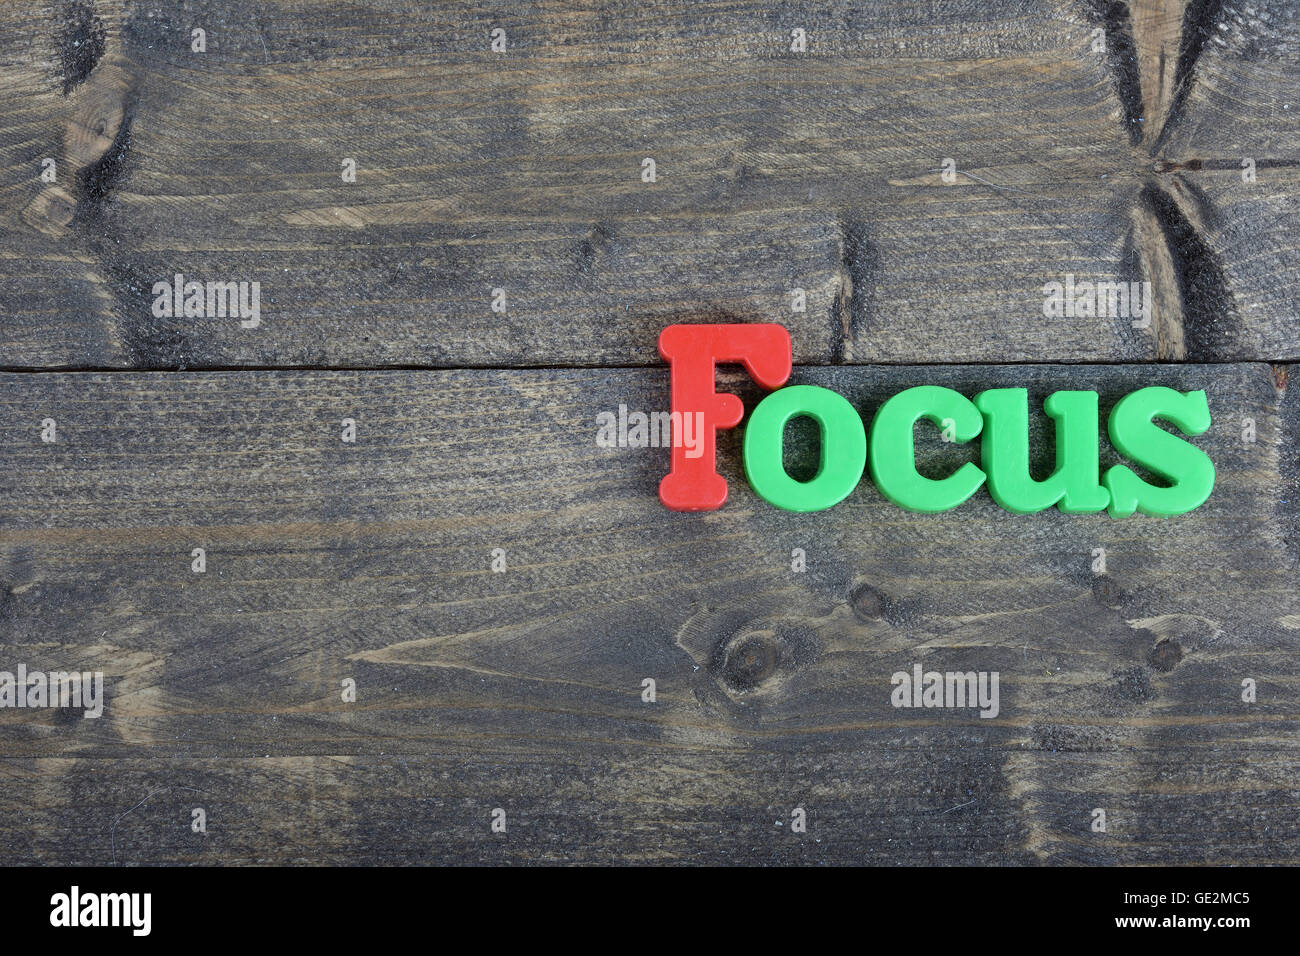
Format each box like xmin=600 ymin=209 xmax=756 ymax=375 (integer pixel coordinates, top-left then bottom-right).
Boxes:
xmin=868 ymin=385 xmax=986 ymax=512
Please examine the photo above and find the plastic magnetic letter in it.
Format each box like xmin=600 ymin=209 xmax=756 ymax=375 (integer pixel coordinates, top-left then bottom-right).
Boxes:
xmin=658 ymin=323 xmax=793 ymax=511
xmin=869 ymin=386 xmax=986 ymax=512
xmin=742 ymin=385 xmax=866 ymax=512
xmin=1103 ymin=387 xmax=1215 ymax=518
xmin=973 ymin=388 xmax=1110 ymax=514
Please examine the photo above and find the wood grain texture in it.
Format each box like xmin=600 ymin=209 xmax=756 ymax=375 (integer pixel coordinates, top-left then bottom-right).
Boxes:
xmin=1 ymin=364 xmax=1296 ymax=863
xmin=2 ymin=0 xmax=1298 ymax=867
xmin=1 ymin=0 xmax=1298 ymax=368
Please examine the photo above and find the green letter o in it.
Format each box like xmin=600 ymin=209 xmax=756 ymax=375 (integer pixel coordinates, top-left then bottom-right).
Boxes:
xmin=742 ymin=385 xmax=866 ymax=512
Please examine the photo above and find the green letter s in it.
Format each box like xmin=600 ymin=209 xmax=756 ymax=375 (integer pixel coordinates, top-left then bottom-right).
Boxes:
xmin=1103 ymin=387 xmax=1215 ymax=518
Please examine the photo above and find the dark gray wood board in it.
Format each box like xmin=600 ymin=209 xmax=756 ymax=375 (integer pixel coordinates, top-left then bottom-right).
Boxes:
xmin=2 ymin=0 xmax=1299 ymax=368
xmin=0 ymin=363 xmax=1296 ymax=863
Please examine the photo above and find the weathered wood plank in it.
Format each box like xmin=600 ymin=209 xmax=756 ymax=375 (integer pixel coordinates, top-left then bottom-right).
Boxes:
xmin=3 ymin=1 xmax=1298 ymax=368
xmin=1 ymin=363 xmax=1295 ymax=863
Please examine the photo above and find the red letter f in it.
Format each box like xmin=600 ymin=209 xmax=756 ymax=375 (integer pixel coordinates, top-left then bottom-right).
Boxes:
xmin=658 ymin=323 xmax=792 ymax=511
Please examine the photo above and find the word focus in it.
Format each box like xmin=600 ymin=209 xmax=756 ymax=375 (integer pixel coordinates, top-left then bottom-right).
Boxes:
xmin=657 ymin=323 xmax=1215 ymax=517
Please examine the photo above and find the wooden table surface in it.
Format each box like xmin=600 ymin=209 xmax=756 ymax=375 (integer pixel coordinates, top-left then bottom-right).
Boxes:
xmin=1 ymin=0 xmax=1297 ymax=864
